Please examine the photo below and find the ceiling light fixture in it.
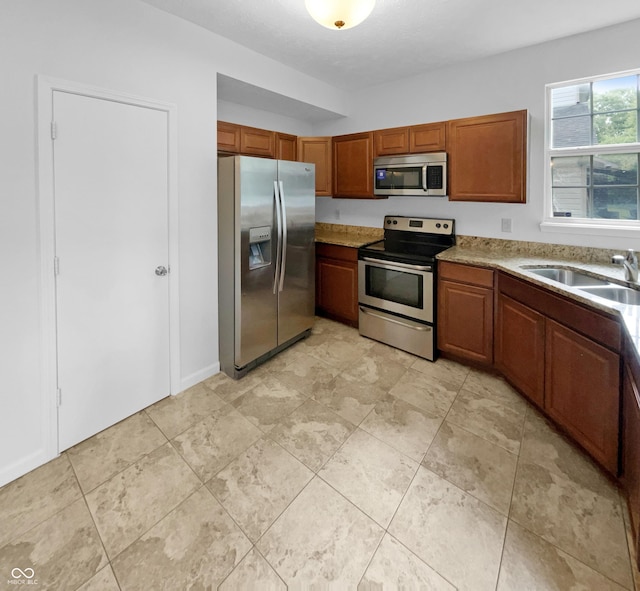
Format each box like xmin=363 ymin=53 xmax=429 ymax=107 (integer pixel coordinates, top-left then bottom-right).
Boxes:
xmin=305 ymin=0 xmax=375 ymax=30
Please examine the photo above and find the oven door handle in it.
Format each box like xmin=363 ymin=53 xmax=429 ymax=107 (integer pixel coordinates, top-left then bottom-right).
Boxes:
xmin=359 ymin=306 xmax=431 ymax=331
xmin=361 ymin=257 xmax=432 ymax=272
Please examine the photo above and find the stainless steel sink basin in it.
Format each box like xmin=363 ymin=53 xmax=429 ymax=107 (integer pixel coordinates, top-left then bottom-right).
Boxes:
xmin=526 ymin=267 xmax=610 ymax=287
xmin=579 ymin=286 xmax=640 ymax=306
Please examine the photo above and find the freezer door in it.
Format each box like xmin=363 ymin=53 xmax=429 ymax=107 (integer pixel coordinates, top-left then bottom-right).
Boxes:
xmin=236 ymin=156 xmax=279 ymax=367
xmin=277 ymin=160 xmax=316 ymax=345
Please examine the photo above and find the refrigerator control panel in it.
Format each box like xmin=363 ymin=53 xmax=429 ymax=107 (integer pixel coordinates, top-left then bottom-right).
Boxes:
xmin=249 ymin=226 xmax=271 ymax=243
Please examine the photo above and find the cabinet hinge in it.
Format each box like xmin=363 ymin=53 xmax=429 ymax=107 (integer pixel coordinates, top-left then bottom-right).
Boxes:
xmin=50 ymin=121 xmax=57 ymax=140
xmin=54 ymin=256 xmax=59 ymax=276
xmin=56 ymin=388 xmax=62 ymax=407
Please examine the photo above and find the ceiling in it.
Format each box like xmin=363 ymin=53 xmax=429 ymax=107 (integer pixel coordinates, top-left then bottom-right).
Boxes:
xmin=141 ymin=0 xmax=640 ymax=90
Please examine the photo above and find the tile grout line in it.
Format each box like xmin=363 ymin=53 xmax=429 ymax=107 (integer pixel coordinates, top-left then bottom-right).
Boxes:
xmin=507 ymin=406 xmax=633 ymax=589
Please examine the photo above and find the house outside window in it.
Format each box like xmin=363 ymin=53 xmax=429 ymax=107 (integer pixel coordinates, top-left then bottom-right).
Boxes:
xmin=544 ymin=70 xmax=640 ymax=235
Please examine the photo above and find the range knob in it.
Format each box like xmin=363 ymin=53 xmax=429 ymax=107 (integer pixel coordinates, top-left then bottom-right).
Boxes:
xmin=436 ymin=223 xmax=441 ymax=228
xmin=393 ymin=220 xmax=398 ymax=225
xmin=444 ymin=223 xmax=449 ymax=229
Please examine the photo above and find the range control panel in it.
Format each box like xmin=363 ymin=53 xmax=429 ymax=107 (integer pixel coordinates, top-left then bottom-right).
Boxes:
xmin=383 ymin=216 xmax=454 ymax=235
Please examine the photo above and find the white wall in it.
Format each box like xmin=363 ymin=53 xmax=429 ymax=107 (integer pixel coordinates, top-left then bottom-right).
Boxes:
xmin=315 ymin=18 xmax=640 ymax=251
xmin=217 ymin=100 xmax=314 ymax=137
xmin=0 ymin=0 xmax=345 ymax=486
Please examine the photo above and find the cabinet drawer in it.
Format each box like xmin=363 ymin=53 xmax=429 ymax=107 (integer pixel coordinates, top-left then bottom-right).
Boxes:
xmin=439 ymin=261 xmax=494 ymax=288
xmin=316 ymin=242 xmax=358 ymax=262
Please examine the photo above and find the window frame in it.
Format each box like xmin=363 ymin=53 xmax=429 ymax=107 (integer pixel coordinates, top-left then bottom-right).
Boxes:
xmin=543 ymin=68 xmax=640 ymax=238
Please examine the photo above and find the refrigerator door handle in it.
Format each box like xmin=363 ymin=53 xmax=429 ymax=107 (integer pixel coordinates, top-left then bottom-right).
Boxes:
xmin=278 ymin=181 xmax=288 ymax=292
xmin=273 ymin=180 xmax=283 ymax=295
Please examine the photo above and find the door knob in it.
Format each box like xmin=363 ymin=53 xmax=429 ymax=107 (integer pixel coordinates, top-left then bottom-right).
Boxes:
xmin=155 ymin=266 xmax=168 ymax=276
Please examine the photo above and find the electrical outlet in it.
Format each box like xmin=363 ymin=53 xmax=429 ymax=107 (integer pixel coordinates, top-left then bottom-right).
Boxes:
xmin=501 ymin=218 xmax=512 ymax=233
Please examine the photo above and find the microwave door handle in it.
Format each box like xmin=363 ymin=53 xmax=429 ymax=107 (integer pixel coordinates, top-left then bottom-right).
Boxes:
xmin=422 ymin=165 xmax=428 ymax=192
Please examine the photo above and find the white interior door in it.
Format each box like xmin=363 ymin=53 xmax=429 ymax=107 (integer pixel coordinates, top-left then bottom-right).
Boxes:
xmin=53 ymin=90 xmax=170 ymax=451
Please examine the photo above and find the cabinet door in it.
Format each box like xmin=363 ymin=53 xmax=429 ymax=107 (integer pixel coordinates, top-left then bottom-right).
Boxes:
xmin=316 ymin=254 xmax=358 ymax=327
xmin=298 ymin=137 xmax=332 ymax=196
xmin=545 ymin=319 xmax=620 ymax=475
xmin=276 ymin=133 xmax=297 ymax=161
xmin=409 ymin=122 xmax=446 ymax=153
xmin=217 ymin=121 xmax=240 ymax=153
xmin=333 ymin=132 xmax=375 ymax=198
xmin=438 ymin=279 xmax=493 ymax=365
xmin=623 ymin=361 xmax=640 ymax=569
xmin=495 ymin=293 xmax=545 ymax=407
xmin=374 ymin=127 xmax=409 ymax=156
xmin=447 ymin=110 xmax=527 ymax=203
xmin=240 ymin=125 xmax=275 ymax=158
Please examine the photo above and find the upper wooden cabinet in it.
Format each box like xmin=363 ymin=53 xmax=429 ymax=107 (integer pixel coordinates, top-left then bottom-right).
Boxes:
xmin=217 ymin=121 xmax=241 ymax=154
xmin=447 ymin=110 xmax=527 ymax=203
xmin=333 ymin=132 xmax=376 ymax=199
xmin=410 ymin=122 xmax=446 ymax=153
xmin=298 ymin=136 xmax=332 ymax=196
xmin=276 ymin=132 xmax=297 ymax=161
xmin=373 ymin=122 xmax=446 ymax=157
xmin=240 ymin=125 xmax=275 ymax=158
xmin=374 ymin=127 xmax=410 ymax=156
xmin=217 ymin=121 xmax=275 ymax=158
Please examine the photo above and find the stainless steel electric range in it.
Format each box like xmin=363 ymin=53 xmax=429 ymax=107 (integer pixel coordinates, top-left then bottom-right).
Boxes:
xmin=358 ymin=215 xmax=456 ymax=360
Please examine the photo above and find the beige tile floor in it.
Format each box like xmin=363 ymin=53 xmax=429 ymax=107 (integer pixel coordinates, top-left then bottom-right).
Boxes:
xmin=1 ymin=317 xmax=639 ymax=590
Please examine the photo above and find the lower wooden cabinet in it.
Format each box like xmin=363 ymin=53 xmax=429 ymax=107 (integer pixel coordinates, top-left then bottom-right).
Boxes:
xmin=495 ymin=293 xmax=545 ymax=407
xmin=437 ymin=262 xmax=494 ymax=365
xmin=316 ymin=243 xmax=358 ymax=327
xmin=623 ymin=351 xmax=640 ymax=569
xmin=545 ymin=319 xmax=620 ymax=474
xmin=496 ymin=272 xmax=621 ymax=475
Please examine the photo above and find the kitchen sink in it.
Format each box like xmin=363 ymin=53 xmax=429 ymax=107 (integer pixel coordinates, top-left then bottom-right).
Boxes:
xmin=526 ymin=267 xmax=610 ymax=287
xmin=579 ymin=285 xmax=640 ymax=306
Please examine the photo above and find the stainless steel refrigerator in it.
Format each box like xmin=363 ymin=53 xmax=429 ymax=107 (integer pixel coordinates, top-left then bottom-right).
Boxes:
xmin=218 ymin=155 xmax=315 ymax=378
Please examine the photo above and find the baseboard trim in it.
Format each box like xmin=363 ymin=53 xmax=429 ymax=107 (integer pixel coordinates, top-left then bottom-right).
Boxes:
xmin=178 ymin=362 xmax=220 ymax=394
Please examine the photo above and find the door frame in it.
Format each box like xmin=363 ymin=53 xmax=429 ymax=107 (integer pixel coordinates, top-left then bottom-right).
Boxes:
xmin=36 ymin=75 xmax=180 ymax=459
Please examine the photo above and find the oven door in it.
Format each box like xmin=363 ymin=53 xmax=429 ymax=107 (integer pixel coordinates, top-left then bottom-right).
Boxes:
xmin=358 ymin=257 xmax=433 ymax=323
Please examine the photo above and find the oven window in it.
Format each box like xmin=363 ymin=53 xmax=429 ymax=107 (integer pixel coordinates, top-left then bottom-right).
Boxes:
xmin=366 ymin=266 xmax=423 ymax=308
xmin=376 ymin=167 xmax=423 ymax=190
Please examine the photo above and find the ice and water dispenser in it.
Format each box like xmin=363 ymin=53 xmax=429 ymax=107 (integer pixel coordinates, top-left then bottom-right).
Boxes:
xmin=248 ymin=226 xmax=272 ymax=270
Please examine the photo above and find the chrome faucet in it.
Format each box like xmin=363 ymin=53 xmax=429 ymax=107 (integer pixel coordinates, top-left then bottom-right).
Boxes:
xmin=612 ymin=249 xmax=639 ymax=283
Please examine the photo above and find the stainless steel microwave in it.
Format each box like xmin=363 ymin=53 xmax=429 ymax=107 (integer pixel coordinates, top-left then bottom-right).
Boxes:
xmin=373 ymin=153 xmax=447 ymax=197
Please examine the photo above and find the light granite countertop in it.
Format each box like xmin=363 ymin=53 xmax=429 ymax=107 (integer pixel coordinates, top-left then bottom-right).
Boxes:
xmin=312 ymin=223 xmax=640 ymax=359
xmin=315 ymin=223 xmax=383 ymax=248
xmin=437 ymin=245 xmax=640 ymax=361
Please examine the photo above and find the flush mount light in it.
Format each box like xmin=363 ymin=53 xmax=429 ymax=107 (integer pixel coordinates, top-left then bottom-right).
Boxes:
xmin=305 ymin=0 xmax=375 ymax=30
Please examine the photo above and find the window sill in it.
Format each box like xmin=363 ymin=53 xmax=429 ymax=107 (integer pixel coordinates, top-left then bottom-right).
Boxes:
xmin=540 ymin=220 xmax=640 ymax=238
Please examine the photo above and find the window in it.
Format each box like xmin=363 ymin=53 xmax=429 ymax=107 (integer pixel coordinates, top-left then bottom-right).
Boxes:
xmin=545 ymin=70 xmax=640 ymax=232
